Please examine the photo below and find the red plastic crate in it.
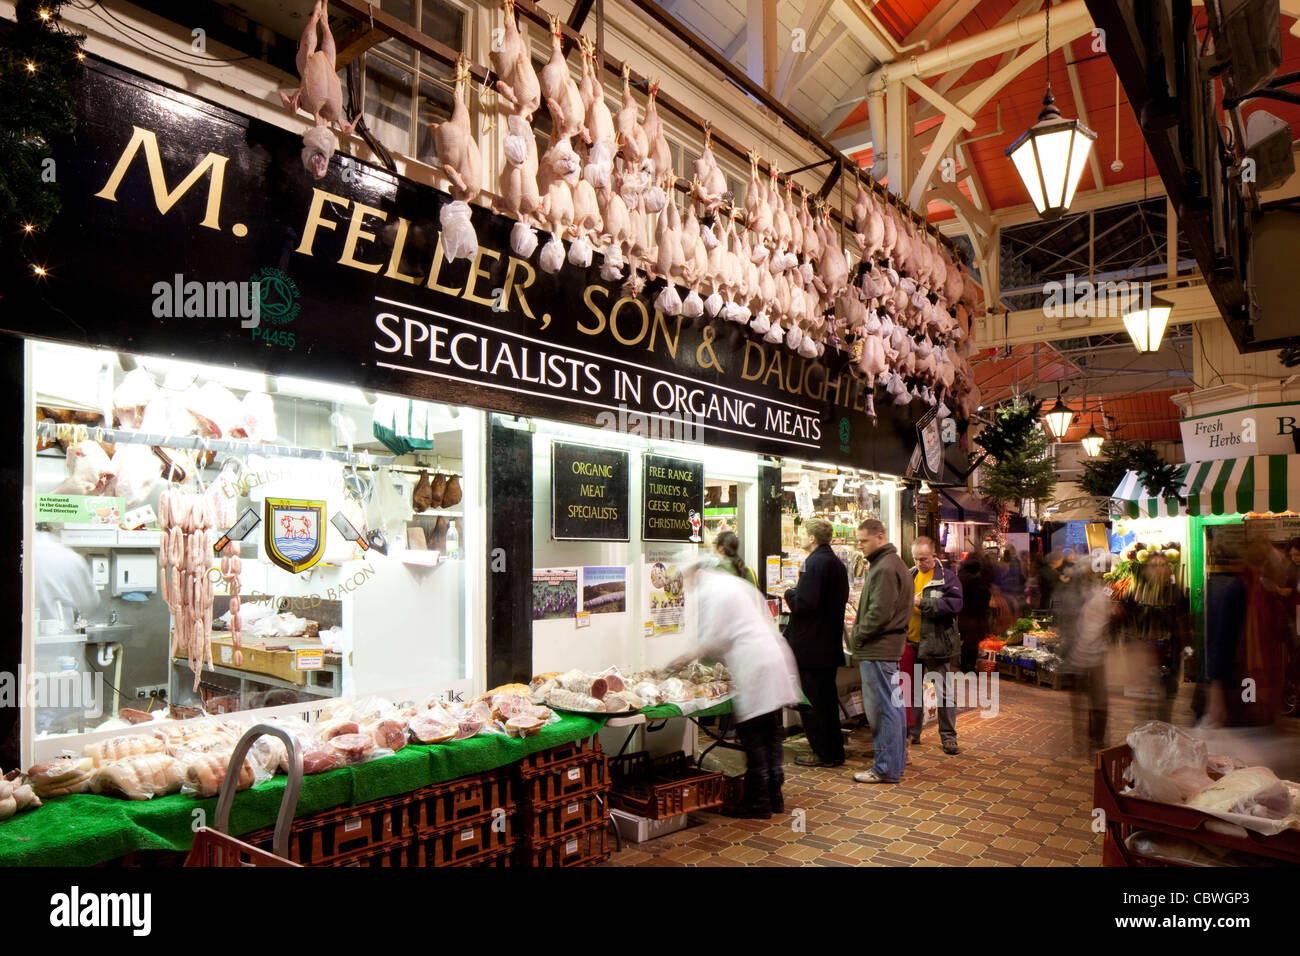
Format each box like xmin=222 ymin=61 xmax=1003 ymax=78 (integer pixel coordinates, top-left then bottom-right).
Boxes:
xmin=519 ymin=819 xmax=609 ymax=867
xmin=244 ymin=797 xmax=410 ymax=865
xmin=520 ymin=788 xmax=609 ymax=841
xmin=515 ymin=751 xmax=608 ymax=804
xmin=517 ymin=735 xmax=602 ymax=773
xmin=333 ymin=842 xmax=419 ymax=868
xmin=415 ymin=810 xmax=515 ymax=866
xmin=406 ymin=771 xmax=514 ymax=831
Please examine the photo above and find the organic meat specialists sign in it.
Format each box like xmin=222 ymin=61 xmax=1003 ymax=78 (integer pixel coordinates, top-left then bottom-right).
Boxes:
xmin=6 ymin=61 xmax=966 ymax=476
xmin=642 ymin=454 xmax=704 ymax=542
xmin=552 ymin=442 xmax=628 ymax=541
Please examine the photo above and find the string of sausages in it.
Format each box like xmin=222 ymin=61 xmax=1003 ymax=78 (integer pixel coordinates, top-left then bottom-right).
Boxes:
xmin=158 ymin=489 xmax=218 ymax=692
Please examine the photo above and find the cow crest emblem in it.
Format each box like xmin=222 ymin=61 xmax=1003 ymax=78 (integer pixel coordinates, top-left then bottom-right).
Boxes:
xmin=264 ymin=498 xmax=326 ymax=573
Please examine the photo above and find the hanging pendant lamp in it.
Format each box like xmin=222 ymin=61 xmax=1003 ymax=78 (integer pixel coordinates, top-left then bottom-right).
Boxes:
xmin=1005 ymin=5 xmax=1096 ymax=219
xmin=1122 ymin=294 xmax=1173 ymax=352
xmin=1043 ymin=385 xmax=1074 ymax=440
xmin=1081 ymin=425 xmax=1105 ymax=457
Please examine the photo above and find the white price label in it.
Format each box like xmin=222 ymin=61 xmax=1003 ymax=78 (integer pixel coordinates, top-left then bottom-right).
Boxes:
xmin=566 ymin=767 xmax=581 ymax=781
xmin=461 ymin=829 xmax=474 ymax=842
xmin=220 ymin=645 xmax=232 ymax=664
xmin=344 ymin=818 xmax=362 ymax=832
xmin=567 ymin=803 xmax=579 ymax=815
xmin=566 ymin=839 xmax=578 ymax=855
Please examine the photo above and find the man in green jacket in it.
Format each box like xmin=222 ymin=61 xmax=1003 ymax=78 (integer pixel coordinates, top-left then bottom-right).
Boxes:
xmin=848 ymin=518 xmax=912 ymax=784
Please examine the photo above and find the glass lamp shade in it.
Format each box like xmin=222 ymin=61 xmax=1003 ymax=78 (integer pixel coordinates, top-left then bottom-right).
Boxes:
xmin=1081 ymin=428 xmax=1105 ymax=457
xmin=1043 ymin=398 xmax=1074 ymax=439
xmin=1006 ymin=91 xmax=1097 ymax=219
xmin=1122 ymin=296 xmax=1173 ymax=352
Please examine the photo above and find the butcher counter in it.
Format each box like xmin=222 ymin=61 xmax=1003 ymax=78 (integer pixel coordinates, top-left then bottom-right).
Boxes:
xmin=0 ymin=714 xmax=605 ymax=867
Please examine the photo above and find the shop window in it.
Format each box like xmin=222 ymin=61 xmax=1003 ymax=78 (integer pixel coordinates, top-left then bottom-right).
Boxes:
xmin=28 ymin=343 xmax=479 ymax=746
xmin=361 ymin=0 xmax=468 ymax=161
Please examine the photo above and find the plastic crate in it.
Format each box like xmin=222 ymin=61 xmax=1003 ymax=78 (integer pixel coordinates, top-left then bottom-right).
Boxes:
xmin=406 ymin=771 xmax=515 ymax=831
xmin=608 ymin=751 xmax=725 ymax=820
xmin=334 ymin=842 xmax=418 ymax=868
xmin=610 ymin=808 xmax=689 ymax=844
xmin=415 ymin=809 xmax=515 ymax=866
xmin=515 ymin=750 xmax=609 ymax=804
xmin=517 ymin=735 xmax=602 ymax=773
xmin=1038 ymin=668 xmax=1072 ymax=690
xmin=1093 ymin=745 xmax=1300 ymax=866
xmin=518 ymin=819 xmax=609 ymax=867
xmin=1016 ymin=658 xmax=1038 ymax=680
xmin=244 ymin=797 xmax=410 ymax=866
xmin=520 ymin=788 xmax=609 ymax=841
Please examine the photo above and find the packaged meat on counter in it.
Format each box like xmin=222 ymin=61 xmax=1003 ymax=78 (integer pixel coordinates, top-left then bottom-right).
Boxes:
xmin=1122 ymin=721 xmax=1300 ymax=836
xmin=0 ymin=772 xmax=42 ymax=822
xmin=528 ymin=661 xmax=732 ymax=713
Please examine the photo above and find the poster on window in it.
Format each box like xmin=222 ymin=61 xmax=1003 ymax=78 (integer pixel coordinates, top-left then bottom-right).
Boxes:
xmin=532 ymin=568 xmax=578 ymax=621
xmin=644 ymin=552 xmax=688 ymax=636
xmin=580 ymin=566 xmax=627 ymax=615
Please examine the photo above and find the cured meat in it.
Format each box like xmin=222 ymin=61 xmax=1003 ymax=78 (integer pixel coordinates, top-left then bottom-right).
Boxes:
xmin=316 ymin=719 xmax=360 ymax=742
xmin=505 ymin=715 xmax=544 ymax=737
xmin=181 ymin=751 xmax=255 ymax=798
xmin=490 ymin=693 xmax=535 ymax=722
xmin=328 ymin=733 xmax=377 ymax=764
xmin=28 ymin=756 xmax=96 ymax=798
xmin=248 ymin=735 xmax=287 ymax=775
xmin=407 ymin=714 xmax=457 ymax=744
xmin=84 ymin=734 xmax=167 ymax=767
xmin=370 ymin=718 xmax=407 ymax=753
xmin=545 ymin=687 xmax=606 ymax=712
xmin=94 ymin=754 xmax=183 ymax=800
xmin=412 ymin=470 xmax=433 ymax=512
xmin=301 ymin=749 xmax=342 ymax=775
xmin=556 ymin=670 xmax=608 ymax=700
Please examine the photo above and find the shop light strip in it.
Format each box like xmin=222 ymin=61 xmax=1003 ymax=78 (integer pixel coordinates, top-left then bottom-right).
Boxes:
xmin=35 ymin=421 xmax=395 ymax=466
xmin=375 ymin=361 xmax=822 ymax=451
xmin=373 ymin=296 xmax=820 ymax=416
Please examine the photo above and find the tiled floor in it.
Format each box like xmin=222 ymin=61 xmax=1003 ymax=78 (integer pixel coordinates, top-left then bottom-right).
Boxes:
xmin=603 ymin=677 xmax=1207 ymax=867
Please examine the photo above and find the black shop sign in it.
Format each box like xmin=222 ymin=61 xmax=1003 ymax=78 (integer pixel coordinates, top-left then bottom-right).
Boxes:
xmin=5 ymin=60 xmax=967 ymax=476
xmin=642 ymin=454 xmax=704 ymax=543
xmin=552 ymin=442 xmax=629 ymax=541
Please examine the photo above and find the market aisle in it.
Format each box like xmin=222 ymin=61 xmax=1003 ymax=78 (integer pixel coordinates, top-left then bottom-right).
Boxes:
xmin=603 ymin=679 xmax=1204 ymax=867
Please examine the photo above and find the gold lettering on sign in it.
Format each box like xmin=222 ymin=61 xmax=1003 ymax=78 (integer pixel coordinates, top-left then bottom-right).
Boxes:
xmin=741 ymin=341 xmax=765 ymax=381
xmin=502 ymin=256 xmax=537 ymax=321
xmin=338 ymin=201 xmax=388 ymax=274
xmin=294 ymin=188 xmax=349 ymax=256
xmin=94 ymin=126 xmax=229 ymax=231
xmin=579 ymin=284 xmax=608 ymax=336
xmin=647 ymin=310 xmax=681 ymax=359
xmin=609 ymin=297 xmax=649 ymax=346
xmin=696 ymin=325 xmax=723 ymax=373
xmin=383 ymin=217 xmax=421 ymax=284
xmin=426 ymin=235 xmax=464 ymax=297
xmin=463 ymin=247 xmax=501 ymax=307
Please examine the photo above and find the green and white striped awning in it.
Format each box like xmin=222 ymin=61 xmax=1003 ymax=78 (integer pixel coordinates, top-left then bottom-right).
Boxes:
xmin=1113 ymin=455 xmax=1300 ymax=518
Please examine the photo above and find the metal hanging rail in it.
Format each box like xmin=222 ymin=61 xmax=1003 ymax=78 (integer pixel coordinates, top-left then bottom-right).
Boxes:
xmin=36 ymin=421 xmax=395 ymax=467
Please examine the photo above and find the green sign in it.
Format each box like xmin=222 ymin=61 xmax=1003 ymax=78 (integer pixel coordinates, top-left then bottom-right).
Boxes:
xmin=36 ymin=495 xmax=124 ymax=524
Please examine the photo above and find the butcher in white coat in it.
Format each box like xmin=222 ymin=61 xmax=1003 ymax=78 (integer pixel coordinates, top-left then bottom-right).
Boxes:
xmin=671 ymin=560 xmax=801 ymax=819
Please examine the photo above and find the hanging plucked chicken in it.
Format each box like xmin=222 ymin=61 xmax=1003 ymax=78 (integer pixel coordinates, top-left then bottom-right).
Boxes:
xmin=278 ymin=0 xmax=353 ymax=179
xmin=431 ymin=56 xmax=483 ymax=262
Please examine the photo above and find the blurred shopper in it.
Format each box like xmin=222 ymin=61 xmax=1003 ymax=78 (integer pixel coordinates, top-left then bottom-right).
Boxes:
xmin=1060 ymin=567 xmax=1112 ymax=755
xmin=958 ymin=555 xmax=994 ymax=672
xmin=1123 ymin=549 xmax=1190 ymax=724
xmin=783 ymin=517 xmax=850 ymax=767
xmin=848 ymin=519 xmax=912 ymax=784
xmin=1026 ymin=551 xmax=1043 ymax=610
xmin=674 ymin=560 xmax=801 ymax=818
xmin=714 ymin=530 xmax=759 ymax=589
xmin=1205 ymin=543 xmax=1250 ymax=727
xmin=1039 ymin=551 xmax=1065 ymax=612
xmin=904 ymin=537 xmax=964 ymax=753
xmin=996 ymin=547 xmax=1026 ymax=617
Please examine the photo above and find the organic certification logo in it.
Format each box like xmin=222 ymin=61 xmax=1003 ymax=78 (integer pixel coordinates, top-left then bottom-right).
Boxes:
xmin=838 ymin=416 xmax=851 ymax=454
xmin=251 ymin=267 xmax=301 ymax=326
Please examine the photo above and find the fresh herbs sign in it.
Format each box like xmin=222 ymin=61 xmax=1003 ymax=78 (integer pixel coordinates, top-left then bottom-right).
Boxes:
xmin=642 ymin=454 xmax=704 ymax=543
xmin=552 ymin=442 xmax=628 ymax=541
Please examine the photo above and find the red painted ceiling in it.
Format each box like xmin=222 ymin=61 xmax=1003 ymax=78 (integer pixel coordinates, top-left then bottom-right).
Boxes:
xmin=840 ymin=3 xmax=1300 ymax=223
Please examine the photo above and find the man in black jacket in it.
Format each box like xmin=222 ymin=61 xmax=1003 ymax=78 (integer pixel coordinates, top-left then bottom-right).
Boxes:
xmin=784 ymin=517 xmax=850 ymax=767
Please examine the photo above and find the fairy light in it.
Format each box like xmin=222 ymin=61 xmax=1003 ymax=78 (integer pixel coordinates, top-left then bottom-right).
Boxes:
xmin=25 ymin=61 xmax=37 ymax=73
xmin=76 ymin=52 xmax=85 ymax=61
xmin=32 ymin=264 xmax=48 ymax=277
xmin=39 ymin=8 xmax=51 ymax=20
xmin=22 ymin=223 xmax=34 ymax=234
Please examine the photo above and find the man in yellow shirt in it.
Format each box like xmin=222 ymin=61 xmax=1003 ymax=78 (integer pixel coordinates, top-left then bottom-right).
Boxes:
xmin=905 ymin=538 xmax=964 ymax=753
